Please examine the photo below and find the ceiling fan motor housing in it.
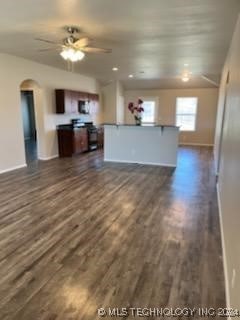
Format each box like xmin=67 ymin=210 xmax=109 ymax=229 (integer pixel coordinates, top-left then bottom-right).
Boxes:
xmin=66 ymin=26 xmax=79 ymax=35
xmin=64 ymin=36 xmax=76 ymax=45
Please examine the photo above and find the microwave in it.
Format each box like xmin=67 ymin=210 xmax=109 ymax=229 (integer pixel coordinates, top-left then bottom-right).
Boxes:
xmin=78 ymin=100 xmax=89 ymax=114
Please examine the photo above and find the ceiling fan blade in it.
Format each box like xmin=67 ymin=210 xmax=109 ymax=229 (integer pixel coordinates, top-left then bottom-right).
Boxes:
xmin=74 ymin=37 xmax=90 ymax=48
xmin=35 ymin=37 xmax=60 ymax=45
xmin=201 ymin=75 xmax=219 ymax=87
xmin=81 ymin=47 xmax=112 ymax=53
xmin=38 ymin=48 xmax=58 ymax=52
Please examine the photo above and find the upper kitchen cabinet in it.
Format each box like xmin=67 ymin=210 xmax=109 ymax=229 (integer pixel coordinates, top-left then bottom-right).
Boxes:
xmin=88 ymin=93 xmax=100 ymax=116
xmin=55 ymin=89 xmax=99 ymax=114
xmin=55 ymin=89 xmax=77 ymax=114
xmin=88 ymin=93 xmax=99 ymax=102
xmin=55 ymin=89 xmax=66 ymax=114
xmin=78 ymin=91 xmax=88 ymax=101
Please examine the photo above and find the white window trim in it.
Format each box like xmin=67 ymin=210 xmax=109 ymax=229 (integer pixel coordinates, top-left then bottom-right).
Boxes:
xmin=140 ymin=96 xmax=159 ymax=124
xmin=175 ymin=97 xmax=198 ymax=132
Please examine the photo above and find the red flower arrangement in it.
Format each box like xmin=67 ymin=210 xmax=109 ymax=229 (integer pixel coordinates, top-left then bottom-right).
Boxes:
xmin=128 ymin=99 xmax=144 ymax=125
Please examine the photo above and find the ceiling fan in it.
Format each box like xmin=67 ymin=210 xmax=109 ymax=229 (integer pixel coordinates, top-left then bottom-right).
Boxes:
xmin=35 ymin=26 xmax=112 ymax=62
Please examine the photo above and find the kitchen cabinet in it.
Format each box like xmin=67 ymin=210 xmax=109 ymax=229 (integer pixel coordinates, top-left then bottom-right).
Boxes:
xmin=55 ymin=89 xmax=66 ymax=114
xmin=97 ymin=126 xmax=104 ymax=149
xmin=73 ymin=128 xmax=88 ymax=153
xmin=71 ymin=91 xmax=79 ymax=114
xmin=55 ymin=89 xmax=99 ymax=114
xmin=57 ymin=126 xmax=88 ymax=157
xmin=55 ymin=90 xmax=78 ymax=114
xmin=78 ymin=91 xmax=88 ymax=101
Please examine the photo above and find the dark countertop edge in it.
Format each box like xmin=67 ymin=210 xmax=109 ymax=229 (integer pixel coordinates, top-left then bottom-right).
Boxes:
xmin=57 ymin=124 xmax=85 ymax=130
xmin=57 ymin=125 xmax=72 ymax=130
xmin=56 ymin=123 xmax=179 ymax=130
xmin=57 ymin=124 xmax=104 ymax=130
xmin=103 ymin=123 xmax=180 ymax=128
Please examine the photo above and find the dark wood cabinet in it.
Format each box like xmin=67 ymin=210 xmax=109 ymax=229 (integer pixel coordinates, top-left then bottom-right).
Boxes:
xmin=73 ymin=128 xmax=88 ymax=154
xmin=97 ymin=127 xmax=104 ymax=149
xmin=78 ymin=91 xmax=88 ymax=101
xmin=57 ymin=127 xmax=88 ymax=157
xmin=57 ymin=128 xmax=73 ymax=157
xmin=55 ymin=89 xmax=99 ymax=114
xmin=70 ymin=91 xmax=79 ymax=114
xmin=55 ymin=90 xmax=79 ymax=114
xmin=55 ymin=89 xmax=65 ymax=114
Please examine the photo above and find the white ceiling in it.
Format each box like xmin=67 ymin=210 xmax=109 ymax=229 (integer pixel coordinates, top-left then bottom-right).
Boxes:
xmin=0 ymin=0 xmax=239 ymax=89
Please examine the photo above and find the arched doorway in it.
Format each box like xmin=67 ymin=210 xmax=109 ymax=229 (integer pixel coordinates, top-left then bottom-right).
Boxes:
xmin=20 ymin=79 xmax=41 ymax=164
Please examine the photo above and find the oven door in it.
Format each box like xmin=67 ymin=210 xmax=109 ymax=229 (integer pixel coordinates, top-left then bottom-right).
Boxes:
xmin=88 ymin=130 xmax=98 ymax=143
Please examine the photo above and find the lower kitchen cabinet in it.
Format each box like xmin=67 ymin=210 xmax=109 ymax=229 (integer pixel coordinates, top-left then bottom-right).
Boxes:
xmin=97 ymin=127 xmax=104 ymax=149
xmin=57 ymin=127 xmax=88 ymax=157
xmin=73 ymin=128 xmax=88 ymax=154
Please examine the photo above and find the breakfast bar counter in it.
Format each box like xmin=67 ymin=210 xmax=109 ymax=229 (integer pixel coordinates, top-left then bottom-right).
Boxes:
xmin=104 ymin=124 xmax=179 ymax=167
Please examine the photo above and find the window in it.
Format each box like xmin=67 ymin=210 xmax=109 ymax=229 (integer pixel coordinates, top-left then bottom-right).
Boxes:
xmin=176 ymin=97 xmax=198 ymax=131
xmin=141 ymin=100 xmax=156 ymax=124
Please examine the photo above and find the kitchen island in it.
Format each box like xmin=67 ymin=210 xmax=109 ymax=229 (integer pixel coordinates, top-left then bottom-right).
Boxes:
xmin=104 ymin=124 xmax=179 ymax=167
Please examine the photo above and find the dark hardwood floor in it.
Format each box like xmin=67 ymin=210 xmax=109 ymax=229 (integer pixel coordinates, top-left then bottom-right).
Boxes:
xmin=0 ymin=147 xmax=225 ymax=319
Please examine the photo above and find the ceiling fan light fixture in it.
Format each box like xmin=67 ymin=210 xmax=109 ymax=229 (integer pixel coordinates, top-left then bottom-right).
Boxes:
xmin=182 ymin=75 xmax=190 ymax=82
xmin=60 ymin=49 xmax=70 ymax=60
xmin=60 ymin=48 xmax=85 ymax=62
xmin=181 ymin=71 xmax=191 ymax=82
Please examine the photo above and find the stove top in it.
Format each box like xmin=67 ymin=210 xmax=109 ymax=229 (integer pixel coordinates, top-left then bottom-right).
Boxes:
xmin=71 ymin=119 xmax=95 ymax=129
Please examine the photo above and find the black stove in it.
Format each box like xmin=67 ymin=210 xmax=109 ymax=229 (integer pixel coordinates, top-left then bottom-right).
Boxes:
xmin=71 ymin=119 xmax=98 ymax=151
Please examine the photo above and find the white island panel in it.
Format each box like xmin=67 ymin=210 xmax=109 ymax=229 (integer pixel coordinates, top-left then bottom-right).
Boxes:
xmin=104 ymin=125 xmax=179 ymax=167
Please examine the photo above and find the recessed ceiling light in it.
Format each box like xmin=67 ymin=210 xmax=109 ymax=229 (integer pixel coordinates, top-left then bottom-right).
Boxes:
xmin=112 ymin=67 xmax=118 ymax=71
xmin=128 ymin=74 xmax=133 ymax=78
xmin=184 ymin=63 xmax=189 ymax=67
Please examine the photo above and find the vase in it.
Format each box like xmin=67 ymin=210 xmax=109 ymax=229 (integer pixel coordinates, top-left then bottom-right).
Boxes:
xmin=135 ymin=115 xmax=142 ymax=126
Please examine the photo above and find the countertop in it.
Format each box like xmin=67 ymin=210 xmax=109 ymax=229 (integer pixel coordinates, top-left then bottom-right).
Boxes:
xmin=57 ymin=124 xmax=77 ymax=130
xmin=57 ymin=123 xmax=179 ymax=130
xmin=103 ymin=123 xmax=179 ymax=128
xmin=57 ymin=124 xmax=104 ymax=130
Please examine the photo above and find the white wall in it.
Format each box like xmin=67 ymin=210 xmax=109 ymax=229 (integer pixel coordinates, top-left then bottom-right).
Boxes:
xmin=116 ymin=81 xmax=125 ymax=124
xmin=102 ymin=82 xmax=117 ymax=123
xmin=102 ymin=80 xmax=125 ymax=124
xmin=215 ymin=15 xmax=240 ymax=309
xmin=125 ymin=88 xmax=219 ymax=145
xmin=0 ymin=53 xmax=102 ymax=173
xmin=214 ymin=58 xmax=230 ymax=174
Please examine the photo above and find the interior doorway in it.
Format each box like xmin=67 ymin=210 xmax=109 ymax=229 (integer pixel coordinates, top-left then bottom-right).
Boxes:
xmin=20 ymin=90 xmax=37 ymax=163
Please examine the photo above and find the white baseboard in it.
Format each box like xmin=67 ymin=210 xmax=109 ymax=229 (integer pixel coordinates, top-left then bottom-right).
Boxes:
xmin=217 ymin=183 xmax=231 ymax=315
xmin=0 ymin=155 xmax=59 ymax=174
xmin=0 ymin=163 xmax=27 ymax=174
xmin=38 ymin=154 xmax=58 ymax=161
xmin=104 ymin=158 xmax=176 ymax=167
xmin=179 ymin=142 xmax=214 ymax=147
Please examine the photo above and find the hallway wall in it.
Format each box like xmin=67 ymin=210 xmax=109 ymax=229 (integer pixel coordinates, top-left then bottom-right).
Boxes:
xmin=215 ymin=14 xmax=240 ymax=309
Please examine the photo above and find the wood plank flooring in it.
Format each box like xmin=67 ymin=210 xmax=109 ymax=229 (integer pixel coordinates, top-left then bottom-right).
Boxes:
xmin=0 ymin=147 xmax=225 ymax=319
